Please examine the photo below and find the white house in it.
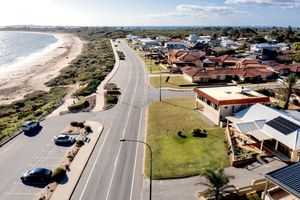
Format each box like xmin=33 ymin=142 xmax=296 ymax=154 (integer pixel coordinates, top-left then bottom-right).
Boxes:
xmin=226 ymin=103 xmax=300 ymax=162
xmin=164 ymin=41 xmax=188 ymax=50
xmin=193 ymin=86 xmax=271 ymax=126
xmin=139 ymin=38 xmax=160 ymax=47
xmin=188 ymin=34 xmax=199 ymax=42
xmin=221 ymin=39 xmax=235 ymax=48
xmin=250 ymin=43 xmax=278 ymax=53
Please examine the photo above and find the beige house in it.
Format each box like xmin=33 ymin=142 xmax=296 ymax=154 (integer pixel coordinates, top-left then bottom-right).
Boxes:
xmin=193 ymin=86 xmax=271 ymax=126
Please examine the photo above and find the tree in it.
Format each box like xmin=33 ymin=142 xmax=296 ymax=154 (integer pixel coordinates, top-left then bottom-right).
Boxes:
xmin=292 ymin=42 xmax=300 ymax=51
xmin=199 ymin=168 xmax=235 ymax=200
xmin=280 ymin=74 xmax=300 ymax=110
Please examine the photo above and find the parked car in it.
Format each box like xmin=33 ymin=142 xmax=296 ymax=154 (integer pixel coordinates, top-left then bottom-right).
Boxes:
xmin=53 ymin=135 xmax=76 ymax=144
xmin=21 ymin=121 xmax=40 ymax=132
xmin=21 ymin=168 xmax=52 ymax=182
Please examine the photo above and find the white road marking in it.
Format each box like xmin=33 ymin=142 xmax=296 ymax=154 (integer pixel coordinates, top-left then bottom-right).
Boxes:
xmin=105 ymin=46 xmax=140 ymax=200
xmin=78 ymin=42 xmax=133 ymax=200
xmin=129 ymin=107 xmax=144 ymax=200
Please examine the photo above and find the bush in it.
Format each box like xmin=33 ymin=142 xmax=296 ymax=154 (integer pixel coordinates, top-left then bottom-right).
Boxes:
xmin=84 ymin=125 xmax=92 ymax=133
xmin=256 ymin=88 xmax=275 ymax=97
xmin=52 ymin=167 xmax=66 ymax=182
xmin=70 ymin=121 xmax=79 ymax=127
xmin=191 ymin=129 xmax=207 ymax=138
xmin=76 ymin=140 xmax=85 ymax=147
xmin=68 ymin=97 xmax=89 ymax=112
xmin=77 ymin=122 xmax=85 ymax=128
xmin=67 ymin=155 xmax=74 ymax=162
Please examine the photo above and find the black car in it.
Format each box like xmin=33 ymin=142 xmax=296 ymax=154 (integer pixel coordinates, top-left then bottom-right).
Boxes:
xmin=21 ymin=168 xmax=52 ymax=182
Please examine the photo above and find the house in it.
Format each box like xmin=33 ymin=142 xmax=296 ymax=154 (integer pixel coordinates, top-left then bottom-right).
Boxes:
xmin=192 ymin=42 xmax=209 ymax=51
xmin=263 ymin=162 xmax=300 ymax=200
xmin=221 ymin=39 xmax=235 ymax=48
xmin=139 ymin=38 xmax=160 ymax=48
xmin=167 ymin=50 xmax=205 ymax=68
xmin=289 ymin=64 xmax=300 ymax=76
xmin=226 ymin=103 xmax=300 ymax=162
xmin=187 ymin=34 xmax=199 ymax=42
xmin=236 ymin=58 xmax=260 ymax=68
xmin=250 ymin=43 xmax=278 ymax=54
xmin=193 ymin=86 xmax=270 ymax=126
xmin=218 ymin=54 xmax=238 ymax=67
xmin=164 ymin=41 xmax=188 ymax=50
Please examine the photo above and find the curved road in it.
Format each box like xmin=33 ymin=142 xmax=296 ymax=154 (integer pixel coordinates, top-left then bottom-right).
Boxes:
xmin=0 ymin=40 xmax=193 ymax=200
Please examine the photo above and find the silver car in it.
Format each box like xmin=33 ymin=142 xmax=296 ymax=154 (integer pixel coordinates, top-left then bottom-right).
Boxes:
xmin=53 ymin=135 xmax=76 ymax=144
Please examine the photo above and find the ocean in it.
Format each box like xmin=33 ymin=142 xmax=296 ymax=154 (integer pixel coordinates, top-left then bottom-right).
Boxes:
xmin=0 ymin=31 xmax=58 ymax=69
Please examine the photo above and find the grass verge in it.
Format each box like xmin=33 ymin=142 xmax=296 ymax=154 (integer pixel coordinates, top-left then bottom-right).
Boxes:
xmin=150 ymin=76 xmax=198 ymax=89
xmin=146 ymin=97 xmax=229 ymax=179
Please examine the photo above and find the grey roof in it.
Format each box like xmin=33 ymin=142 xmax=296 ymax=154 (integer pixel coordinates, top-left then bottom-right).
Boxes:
xmin=235 ymin=122 xmax=259 ymax=133
xmin=265 ymin=162 xmax=300 ymax=198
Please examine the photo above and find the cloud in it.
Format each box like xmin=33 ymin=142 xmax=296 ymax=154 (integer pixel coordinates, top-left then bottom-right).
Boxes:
xmin=176 ymin=4 xmax=242 ymax=14
xmin=225 ymin=0 xmax=300 ymax=8
xmin=136 ymin=3 xmax=243 ymax=19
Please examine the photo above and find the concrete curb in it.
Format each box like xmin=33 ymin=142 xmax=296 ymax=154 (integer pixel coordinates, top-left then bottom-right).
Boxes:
xmin=0 ymin=131 xmax=22 ymax=147
xmin=92 ymin=39 xmax=121 ymax=112
xmin=161 ymin=87 xmax=193 ymax=92
xmin=51 ymin=121 xmax=104 ymax=200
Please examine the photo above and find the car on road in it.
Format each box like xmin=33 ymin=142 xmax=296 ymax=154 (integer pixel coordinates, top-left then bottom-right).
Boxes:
xmin=21 ymin=120 xmax=40 ymax=132
xmin=21 ymin=168 xmax=52 ymax=182
xmin=53 ymin=135 xmax=76 ymax=144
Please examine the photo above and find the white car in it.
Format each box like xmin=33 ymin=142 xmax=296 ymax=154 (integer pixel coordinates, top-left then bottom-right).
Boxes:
xmin=53 ymin=135 xmax=76 ymax=144
xmin=21 ymin=121 xmax=40 ymax=132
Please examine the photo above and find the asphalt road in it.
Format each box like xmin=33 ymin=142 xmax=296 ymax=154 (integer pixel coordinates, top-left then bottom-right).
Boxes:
xmin=0 ymin=40 xmax=193 ymax=200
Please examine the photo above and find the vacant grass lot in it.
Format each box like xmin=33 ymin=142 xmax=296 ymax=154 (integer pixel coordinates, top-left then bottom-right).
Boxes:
xmin=150 ymin=76 xmax=198 ymax=89
xmin=146 ymin=98 xmax=229 ymax=179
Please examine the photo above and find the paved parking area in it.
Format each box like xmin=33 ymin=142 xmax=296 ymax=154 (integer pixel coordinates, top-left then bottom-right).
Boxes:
xmin=0 ymin=141 xmax=72 ymax=200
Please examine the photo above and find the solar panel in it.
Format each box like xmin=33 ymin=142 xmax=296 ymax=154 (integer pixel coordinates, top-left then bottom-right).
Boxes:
xmin=266 ymin=116 xmax=300 ymax=135
xmin=266 ymin=162 xmax=300 ymax=198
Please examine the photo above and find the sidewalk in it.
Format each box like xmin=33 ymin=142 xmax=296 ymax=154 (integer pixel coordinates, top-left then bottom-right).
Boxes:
xmin=92 ymin=39 xmax=120 ymax=112
xmin=51 ymin=121 xmax=103 ymax=200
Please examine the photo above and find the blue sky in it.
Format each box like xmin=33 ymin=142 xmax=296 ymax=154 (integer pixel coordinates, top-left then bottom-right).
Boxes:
xmin=0 ymin=0 xmax=300 ymax=26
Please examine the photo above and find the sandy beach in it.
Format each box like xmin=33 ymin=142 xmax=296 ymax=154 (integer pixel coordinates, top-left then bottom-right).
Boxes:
xmin=0 ymin=33 xmax=83 ymax=105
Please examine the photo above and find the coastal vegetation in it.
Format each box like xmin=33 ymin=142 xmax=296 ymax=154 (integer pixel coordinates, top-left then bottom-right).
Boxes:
xmin=146 ymin=98 xmax=229 ymax=179
xmin=0 ymin=87 xmax=68 ymax=140
xmin=0 ymin=28 xmax=121 ymax=140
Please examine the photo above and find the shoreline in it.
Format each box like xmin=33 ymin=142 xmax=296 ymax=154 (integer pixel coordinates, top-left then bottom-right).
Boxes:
xmin=0 ymin=32 xmax=83 ymax=105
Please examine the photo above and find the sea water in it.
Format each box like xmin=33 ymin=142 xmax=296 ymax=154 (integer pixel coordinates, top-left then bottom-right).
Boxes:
xmin=0 ymin=31 xmax=58 ymax=69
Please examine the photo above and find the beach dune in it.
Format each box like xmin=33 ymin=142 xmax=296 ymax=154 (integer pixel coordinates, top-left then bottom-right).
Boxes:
xmin=0 ymin=33 xmax=83 ymax=105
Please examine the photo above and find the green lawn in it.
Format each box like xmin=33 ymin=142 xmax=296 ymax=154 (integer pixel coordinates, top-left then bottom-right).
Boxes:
xmin=146 ymin=98 xmax=229 ymax=180
xmin=150 ymin=76 xmax=198 ymax=89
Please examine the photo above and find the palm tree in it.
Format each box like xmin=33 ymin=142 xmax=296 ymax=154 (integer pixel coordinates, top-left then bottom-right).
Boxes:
xmin=280 ymin=74 xmax=299 ymax=110
xmin=200 ymin=168 xmax=235 ymax=200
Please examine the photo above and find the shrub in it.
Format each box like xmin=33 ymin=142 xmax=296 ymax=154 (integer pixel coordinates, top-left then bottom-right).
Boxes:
xmin=77 ymin=122 xmax=85 ymax=128
xmin=191 ymin=129 xmax=207 ymax=138
xmin=84 ymin=125 xmax=92 ymax=133
xmin=68 ymin=97 xmax=89 ymax=112
xmin=256 ymin=88 xmax=275 ymax=97
xmin=52 ymin=167 xmax=66 ymax=182
xmin=67 ymin=155 xmax=74 ymax=162
xmin=70 ymin=121 xmax=79 ymax=127
xmin=76 ymin=140 xmax=85 ymax=147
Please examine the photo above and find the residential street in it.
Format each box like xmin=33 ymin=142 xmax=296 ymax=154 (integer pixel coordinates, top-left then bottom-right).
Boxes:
xmin=0 ymin=40 xmax=193 ymax=200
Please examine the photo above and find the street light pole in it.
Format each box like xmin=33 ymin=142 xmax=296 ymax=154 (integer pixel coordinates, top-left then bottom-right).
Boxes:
xmin=159 ymin=65 xmax=162 ymax=101
xmin=120 ymin=139 xmax=152 ymax=200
